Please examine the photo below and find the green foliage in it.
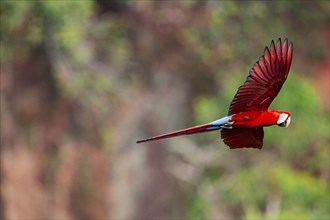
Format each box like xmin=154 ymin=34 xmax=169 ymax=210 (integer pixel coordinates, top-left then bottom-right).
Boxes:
xmin=271 ymin=165 xmax=329 ymax=219
xmin=185 ymin=192 xmax=208 ymax=220
xmin=268 ymin=73 xmax=329 ymax=158
xmin=0 ymin=1 xmax=93 ymax=61
xmin=219 ymin=163 xmax=329 ymax=219
xmin=0 ymin=1 xmax=31 ymax=60
xmin=33 ymin=1 xmax=94 ymax=52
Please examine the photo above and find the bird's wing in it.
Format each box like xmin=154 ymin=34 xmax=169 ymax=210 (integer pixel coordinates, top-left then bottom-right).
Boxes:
xmin=228 ymin=38 xmax=293 ymax=115
xmin=221 ymin=127 xmax=264 ymax=149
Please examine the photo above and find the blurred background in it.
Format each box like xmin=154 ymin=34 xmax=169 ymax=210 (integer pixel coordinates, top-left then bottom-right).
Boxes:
xmin=0 ymin=1 xmax=329 ymax=219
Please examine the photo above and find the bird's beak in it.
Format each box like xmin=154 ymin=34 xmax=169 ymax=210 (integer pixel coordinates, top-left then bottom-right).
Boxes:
xmin=284 ymin=116 xmax=291 ymax=128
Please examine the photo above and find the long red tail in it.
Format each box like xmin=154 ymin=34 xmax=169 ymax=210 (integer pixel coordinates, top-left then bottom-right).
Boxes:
xmin=136 ymin=123 xmax=220 ymax=144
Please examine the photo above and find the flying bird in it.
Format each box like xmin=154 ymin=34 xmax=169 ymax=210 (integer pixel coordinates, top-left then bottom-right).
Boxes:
xmin=137 ymin=38 xmax=293 ymax=149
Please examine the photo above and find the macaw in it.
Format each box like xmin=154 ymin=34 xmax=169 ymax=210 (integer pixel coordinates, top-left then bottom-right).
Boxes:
xmin=137 ymin=38 xmax=293 ymax=149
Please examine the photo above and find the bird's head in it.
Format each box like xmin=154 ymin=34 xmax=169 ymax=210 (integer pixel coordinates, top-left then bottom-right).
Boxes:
xmin=277 ymin=112 xmax=291 ymax=128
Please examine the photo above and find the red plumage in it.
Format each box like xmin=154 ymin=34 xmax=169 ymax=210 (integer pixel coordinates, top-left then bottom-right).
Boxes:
xmin=228 ymin=39 xmax=293 ymax=114
xmin=222 ymin=39 xmax=293 ymax=149
xmin=137 ymin=38 xmax=293 ymax=149
xmin=221 ymin=127 xmax=264 ymax=149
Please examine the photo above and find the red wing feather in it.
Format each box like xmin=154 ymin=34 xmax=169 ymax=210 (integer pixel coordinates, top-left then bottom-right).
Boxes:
xmin=228 ymin=38 xmax=293 ymax=115
xmin=221 ymin=127 xmax=264 ymax=149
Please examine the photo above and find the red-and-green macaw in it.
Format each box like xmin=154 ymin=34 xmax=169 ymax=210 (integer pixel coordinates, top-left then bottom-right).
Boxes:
xmin=137 ymin=38 xmax=293 ymax=149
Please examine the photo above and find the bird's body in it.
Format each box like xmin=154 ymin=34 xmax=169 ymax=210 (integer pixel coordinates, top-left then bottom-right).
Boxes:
xmin=137 ymin=38 xmax=293 ymax=149
xmin=230 ymin=110 xmax=291 ymax=128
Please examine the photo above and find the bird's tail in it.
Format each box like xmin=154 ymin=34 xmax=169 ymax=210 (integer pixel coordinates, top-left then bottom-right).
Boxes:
xmin=136 ymin=115 xmax=232 ymax=144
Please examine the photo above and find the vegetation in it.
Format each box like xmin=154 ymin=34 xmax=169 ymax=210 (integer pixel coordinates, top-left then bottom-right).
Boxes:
xmin=1 ymin=1 xmax=329 ymax=219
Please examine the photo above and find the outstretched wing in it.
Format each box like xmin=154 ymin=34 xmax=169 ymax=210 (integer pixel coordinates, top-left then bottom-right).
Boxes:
xmin=221 ymin=127 xmax=264 ymax=149
xmin=228 ymin=38 xmax=293 ymax=115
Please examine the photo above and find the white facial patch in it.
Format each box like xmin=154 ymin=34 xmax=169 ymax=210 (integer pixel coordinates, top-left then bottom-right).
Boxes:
xmin=277 ymin=113 xmax=288 ymax=124
xmin=277 ymin=113 xmax=291 ymax=128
